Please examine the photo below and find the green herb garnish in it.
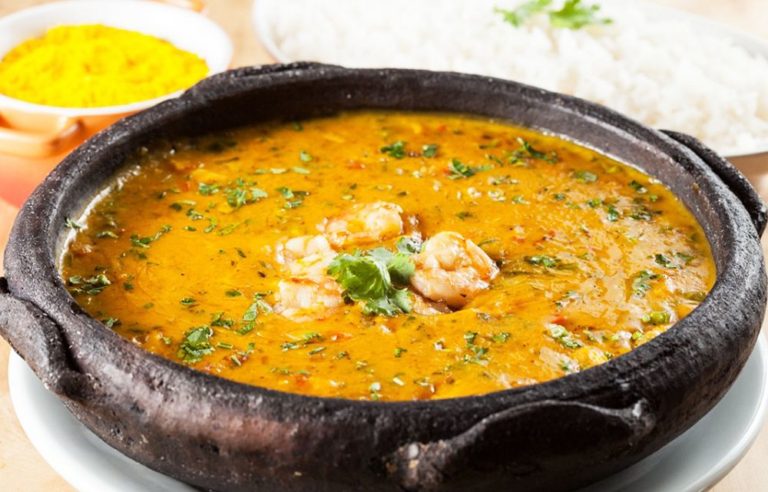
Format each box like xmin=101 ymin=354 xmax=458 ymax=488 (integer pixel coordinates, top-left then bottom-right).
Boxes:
xmin=495 ymin=0 xmax=551 ymax=26
xmin=67 ymin=273 xmax=111 ymax=295
xmin=549 ymin=0 xmax=612 ymax=29
xmin=573 ymin=170 xmax=598 ymax=183
xmin=178 ymin=326 xmax=215 ymax=363
xmin=327 ymin=247 xmax=415 ymax=316
xmin=605 ymin=204 xmax=620 ymax=222
xmin=277 ymin=187 xmax=309 ymax=209
xmin=525 ymin=255 xmax=559 ymax=268
xmin=243 ymin=294 xmax=272 ymax=321
xmin=198 ymin=182 xmax=220 ymax=195
xmin=96 ymin=230 xmax=119 ymax=239
xmin=547 ymin=323 xmax=582 ymax=349
xmin=396 ymin=236 xmax=423 ymax=254
xmin=448 ymin=159 xmax=491 ymax=179
xmin=631 ymin=270 xmax=660 ymax=297
xmin=381 ymin=141 xmax=407 ymax=159
xmin=422 ymin=144 xmax=438 ymax=158
xmin=130 ymin=225 xmax=171 ymax=249
xmin=509 ymin=137 xmax=558 ymax=164
xmin=496 ymin=0 xmax=611 ymax=30
xmin=65 ymin=218 xmax=83 ymax=230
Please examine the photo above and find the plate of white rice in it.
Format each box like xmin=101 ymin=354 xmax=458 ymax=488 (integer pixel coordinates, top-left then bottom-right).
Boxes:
xmin=252 ymin=0 xmax=768 ymax=161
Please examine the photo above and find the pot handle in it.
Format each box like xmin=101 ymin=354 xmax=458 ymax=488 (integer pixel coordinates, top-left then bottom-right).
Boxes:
xmin=0 ymin=278 xmax=88 ymax=400
xmin=661 ymin=130 xmax=768 ymax=236
xmin=383 ymin=398 xmax=654 ymax=489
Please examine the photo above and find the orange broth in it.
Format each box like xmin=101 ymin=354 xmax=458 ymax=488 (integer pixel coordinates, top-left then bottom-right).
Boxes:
xmin=61 ymin=111 xmax=716 ymax=401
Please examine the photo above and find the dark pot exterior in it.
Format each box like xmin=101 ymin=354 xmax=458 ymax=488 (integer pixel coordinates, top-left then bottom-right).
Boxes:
xmin=0 ymin=63 xmax=766 ymax=491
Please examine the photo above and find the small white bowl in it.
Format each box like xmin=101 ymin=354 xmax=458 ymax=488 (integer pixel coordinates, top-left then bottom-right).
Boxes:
xmin=0 ymin=0 xmax=233 ymax=158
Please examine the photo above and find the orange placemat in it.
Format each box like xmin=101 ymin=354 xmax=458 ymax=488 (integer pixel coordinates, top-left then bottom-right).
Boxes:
xmin=0 ymin=197 xmax=18 ymax=274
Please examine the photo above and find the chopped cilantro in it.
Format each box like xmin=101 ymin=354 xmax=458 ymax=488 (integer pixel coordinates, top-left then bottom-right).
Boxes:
xmin=422 ymin=144 xmax=438 ymax=158
xmin=65 ymin=218 xmax=83 ymax=230
xmin=243 ymin=294 xmax=272 ymax=321
xmin=605 ymin=204 xmax=620 ymax=222
xmin=547 ymin=323 xmax=582 ymax=349
xmin=509 ymin=137 xmax=558 ymax=164
xmin=177 ymin=326 xmax=214 ymax=363
xmin=96 ymin=230 xmax=119 ymax=239
xmin=130 ymin=225 xmax=171 ymax=249
xmin=632 ymin=270 xmax=660 ymax=297
xmin=495 ymin=1 xmax=552 ymax=27
xmin=396 ymin=236 xmax=422 ymax=254
xmin=549 ymin=0 xmax=612 ymax=29
xmin=586 ymin=198 xmax=602 ymax=208
xmin=448 ymin=159 xmax=491 ymax=179
xmin=629 ymin=180 xmax=647 ymax=194
xmin=497 ymin=0 xmax=611 ymax=30
xmin=493 ymin=332 xmax=511 ymax=343
xmin=573 ymin=170 xmax=598 ymax=183
xmin=67 ymin=273 xmax=111 ymax=295
xmin=655 ymin=253 xmax=673 ymax=268
xmin=525 ymin=255 xmax=559 ymax=268
xmin=198 ymin=182 xmax=220 ymax=195
xmin=381 ymin=141 xmax=406 ymax=159
xmin=277 ymin=187 xmax=309 ymax=209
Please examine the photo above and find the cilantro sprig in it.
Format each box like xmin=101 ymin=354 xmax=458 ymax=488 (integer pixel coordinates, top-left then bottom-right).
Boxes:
xmin=448 ymin=159 xmax=492 ymax=179
xmin=496 ymin=0 xmax=611 ymax=30
xmin=327 ymin=245 xmax=417 ymax=316
xmin=178 ymin=326 xmax=214 ymax=363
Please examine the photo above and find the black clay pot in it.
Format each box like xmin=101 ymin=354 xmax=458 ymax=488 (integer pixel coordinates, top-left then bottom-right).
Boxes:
xmin=1 ymin=63 xmax=766 ymax=491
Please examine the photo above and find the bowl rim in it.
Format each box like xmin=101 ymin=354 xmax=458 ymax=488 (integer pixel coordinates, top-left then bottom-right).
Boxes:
xmin=250 ymin=0 xmax=768 ymax=160
xmin=0 ymin=0 xmax=234 ymax=116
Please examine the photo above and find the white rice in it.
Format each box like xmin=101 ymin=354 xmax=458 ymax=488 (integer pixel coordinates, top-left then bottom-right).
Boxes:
xmin=263 ymin=0 xmax=768 ymax=155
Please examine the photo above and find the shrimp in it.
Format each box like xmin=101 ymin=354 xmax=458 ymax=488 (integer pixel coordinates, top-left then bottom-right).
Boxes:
xmin=274 ymin=278 xmax=345 ymax=322
xmin=276 ymin=235 xmax=336 ymax=280
xmin=319 ymin=201 xmax=404 ymax=248
xmin=411 ymin=293 xmax=451 ymax=316
xmin=274 ymin=235 xmax=345 ymax=321
xmin=410 ymin=231 xmax=499 ymax=308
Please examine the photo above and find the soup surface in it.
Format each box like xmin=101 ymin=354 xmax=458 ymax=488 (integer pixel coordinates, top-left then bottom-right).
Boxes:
xmin=61 ymin=111 xmax=716 ymax=401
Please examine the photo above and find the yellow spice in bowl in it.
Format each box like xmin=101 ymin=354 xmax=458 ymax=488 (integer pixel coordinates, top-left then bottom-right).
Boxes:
xmin=0 ymin=24 xmax=209 ymax=108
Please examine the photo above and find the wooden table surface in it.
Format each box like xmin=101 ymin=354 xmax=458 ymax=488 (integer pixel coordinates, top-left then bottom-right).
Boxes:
xmin=1 ymin=0 xmax=767 ymax=490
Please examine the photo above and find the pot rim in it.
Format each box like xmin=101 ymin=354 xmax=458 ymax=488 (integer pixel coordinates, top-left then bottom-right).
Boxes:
xmin=2 ymin=63 xmax=765 ymax=413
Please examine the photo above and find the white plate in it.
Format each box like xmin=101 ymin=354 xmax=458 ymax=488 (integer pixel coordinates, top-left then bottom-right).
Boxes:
xmin=251 ymin=0 xmax=768 ymax=160
xmin=8 ymin=335 xmax=768 ymax=492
